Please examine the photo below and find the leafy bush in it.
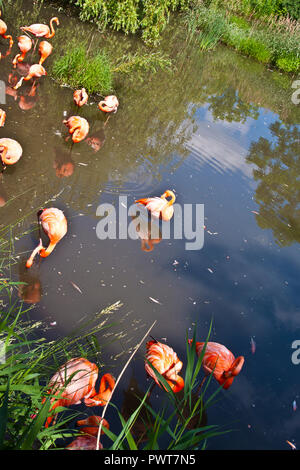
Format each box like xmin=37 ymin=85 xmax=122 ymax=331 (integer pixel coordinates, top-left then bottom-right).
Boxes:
xmin=68 ymin=0 xmax=189 ymax=44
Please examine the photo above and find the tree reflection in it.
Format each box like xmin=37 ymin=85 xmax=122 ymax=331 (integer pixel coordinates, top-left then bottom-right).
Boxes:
xmin=207 ymin=87 xmax=259 ymax=123
xmin=247 ymin=121 xmax=300 ymax=246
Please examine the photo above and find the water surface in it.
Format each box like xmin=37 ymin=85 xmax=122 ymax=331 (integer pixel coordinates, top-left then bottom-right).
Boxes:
xmin=1 ymin=0 xmax=300 ymax=450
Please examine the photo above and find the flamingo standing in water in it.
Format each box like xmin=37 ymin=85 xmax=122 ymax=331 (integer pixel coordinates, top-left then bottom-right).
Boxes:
xmin=14 ymin=64 xmax=47 ymax=90
xmin=43 ymin=357 xmax=115 ymax=427
xmin=136 ymin=190 xmax=176 ymax=221
xmin=21 ymin=17 xmax=59 ymax=39
xmin=0 ymin=138 xmax=22 ymax=169
xmin=73 ymin=88 xmax=88 ymax=107
xmin=12 ymin=36 xmax=32 ymax=68
xmin=26 ymin=207 xmax=67 ymax=268
xmin=189 ymin=340 xmax=244 ymax=390
xmin=98 ymin=95 xmax=119 ymax=113
xmin=64 ymin=116 xmax=89 ymax=143
xmin=43 ymin=358 xmax=99 ymax=427
xmin=0 ymin=11 xmax=13 ymax=57
xmin=145 ymin=340 xmax=184 ymax=393
xmin=38 ymin=40 xmax=53 ymax=65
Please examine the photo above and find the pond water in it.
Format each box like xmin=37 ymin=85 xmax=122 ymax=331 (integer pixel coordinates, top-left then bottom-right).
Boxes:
xmin=1 ymin=0 xmax=300 ymax=450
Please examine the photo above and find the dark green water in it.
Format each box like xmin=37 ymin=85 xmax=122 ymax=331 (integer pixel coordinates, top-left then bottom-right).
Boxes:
xmin=1 ymin=0 xmax=300 ymax=450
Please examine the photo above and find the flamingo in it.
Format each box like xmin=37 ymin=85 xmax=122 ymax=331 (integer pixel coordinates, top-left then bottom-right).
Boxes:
xmin=64 ymin=116 xmax=89 ymax=143
xmin=0 ymin=109 xmax=6 ymax=127
xmin=0 ymin=11 xmax=13 ymax=56
xmin=136 ymin=190 xmax=176 ymax=221
xmin=43 ymin=358 xmax=99 ymax=428
xmin=38 ymin=40 xmax=53 ymax=65
xmin=0 ymin=138 xmax=22 ymax=168
xmin=26 ymin=207 xmax=67 ymax=268
xmin=73 ymin=88 xmax=88 ymax=107
xmin=21 ymin=17 xmax=59 ymax=39
xmin=189 ymin=340 xmax=244 ymax=390
xmin=98 ymin=95 xmax=119 ymax=113
xmin=77 ymin=415 xmax=109 ymax=436
xmin=43 ymin=358 xmax=115 ymax=427
xmin=66 ymin=436 xmax=102 ymax=450
xmin=145 ymin=340 xmax=184 ymax=393
xmin=14 ymin=64 xmax=47 ymax=90
xmin=12 ymin=36 xmax=32 ymax=68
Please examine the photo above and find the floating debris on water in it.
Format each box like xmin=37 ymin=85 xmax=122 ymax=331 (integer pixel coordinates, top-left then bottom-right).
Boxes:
xmin=293 ymin=400 xmax=297 ymax=412
xmin=286 ymin=440 xmax=296 ymax=450
xmin=207 ymin=268 xmax=214 ymax=274
xmin=250 ymin=337 xmax=256 ymax=354
xmin=70 ymin=281 xmax=83 ymax=294
xmin=149 ymin=297 xmax=162 ymax=305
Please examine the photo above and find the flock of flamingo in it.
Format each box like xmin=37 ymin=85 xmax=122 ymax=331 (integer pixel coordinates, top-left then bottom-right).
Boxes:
xmin=0 ymin=11 xmax=245 ymax=450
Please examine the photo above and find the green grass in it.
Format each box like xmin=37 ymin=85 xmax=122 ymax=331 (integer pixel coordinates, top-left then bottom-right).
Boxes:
xmin=51 ymin=43 xmax=113 ymax=95
xmin=184 ymin=2 xmax=300 ymax=73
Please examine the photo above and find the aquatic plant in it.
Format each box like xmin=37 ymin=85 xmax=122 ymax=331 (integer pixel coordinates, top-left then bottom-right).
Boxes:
xmin=51 ymin=43 xmax=113 ymax=94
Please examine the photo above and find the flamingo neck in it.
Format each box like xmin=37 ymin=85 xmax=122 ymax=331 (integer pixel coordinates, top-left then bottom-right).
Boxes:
xmin=48 ymin=18 xmax=57 ymax=38
xmin=40 ymin=242 xmax=57 ymax=258
xmin=167 ymin=375 xmax=184 ymax=393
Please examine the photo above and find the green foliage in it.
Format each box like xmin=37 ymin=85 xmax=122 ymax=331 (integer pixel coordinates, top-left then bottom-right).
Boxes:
xmin=184 ymin=2 xmax=300 ymax=72
xmin=51 ymin=43 xmax=113 ymax=94
xmin=60 ymin=0 xmax=189 ymax=44
xmin=238 ymin=37 xmax=272 ymax=63
xmin=276 ymin=54 xmax=300 ymax=72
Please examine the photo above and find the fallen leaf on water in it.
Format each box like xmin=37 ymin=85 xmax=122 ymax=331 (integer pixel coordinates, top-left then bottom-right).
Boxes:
xmin=250 ymin=337 xmax=256 ymax=354
xmin=70 ymin=281 xmax=83 ymax=294
xmin=286 ymin=440 xmax=296 ymax=450
xmin=149 ymin=297 xmax=162 ymax=305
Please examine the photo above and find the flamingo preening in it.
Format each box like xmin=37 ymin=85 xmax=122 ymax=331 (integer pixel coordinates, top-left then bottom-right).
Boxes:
xmin=136 ymin=190 xmax=176 ymax=221
xmin=145 ymin=340 xmax=184 ymax=393
xmin=26 ymin=207 xmax=67 ymax=268
xmin=98 ymin=95 xmax=119 ymax=113
xmin=43 ymin=358 xmax=99 ymax=428
xmin=0 ymin=11 xmax=13 ymax=56
xmin=64 ymin=116 xmax=89 ymax=143
xmin=43 ymin=357 xmax=115 ymax=427
xmin=189 ymin=340 xmax=245 ymax=390
xmin=12 ymin=36 xmax=32 ymax=68
xmin=13 ymin=64 xmax=47 ymax=90
xmin=73 ymin=88 xmax=88 ymax=107
xmin=0 ymin=138 xmax=22 ymax=169
xmin=38 ymin=40 xmax=53 ymax=65
xmin=20 ymin=17 xmax=59 ymax=39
